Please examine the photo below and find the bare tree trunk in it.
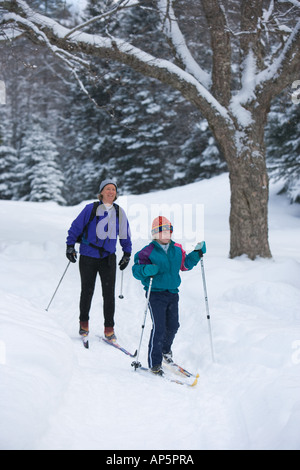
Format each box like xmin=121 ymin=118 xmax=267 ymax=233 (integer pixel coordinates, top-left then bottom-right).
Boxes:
xmin=223 ymin=128 xmax=272 ymax=259
xmin=211 ymin=104 xmax=272 ymax=259
xmin=228 ymin=153 xmax=271 ymax=260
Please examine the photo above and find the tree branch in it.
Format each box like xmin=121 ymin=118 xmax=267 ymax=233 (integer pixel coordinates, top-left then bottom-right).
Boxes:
xmin=64 ymin=0 xmax=139 ymax=39
xmin=240 ymin=0 xmax=265 ymax=69
xmin=157 ymin=0 xmax=211 ymax=88
xmin=201 ymin=0 xmax=232 ymax=107
xmin=256 ymin=17 xmax=300 ymax=98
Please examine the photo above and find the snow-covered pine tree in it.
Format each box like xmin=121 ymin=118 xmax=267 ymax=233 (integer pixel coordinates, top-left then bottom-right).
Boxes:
xmin=267 ymin=94 xmax=300 ymax=203
xmin=0 ymin=145 xmax=18 ymax=200
xmin=0 ymin=110 xmax=18 ymax=200
xmin=174 ymin=119 xmax=226 ymax=186
xmin=17 ymin=123 xmax=65 ymax=204
xmin=56 ymin=63 xmax=117 ymax=204
xmin=28 ymin=0 xmax=71 ymax=21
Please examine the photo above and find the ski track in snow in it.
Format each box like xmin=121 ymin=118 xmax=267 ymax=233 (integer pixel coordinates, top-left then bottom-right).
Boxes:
xmin=0 ymin=174 xmax=300 ymax=450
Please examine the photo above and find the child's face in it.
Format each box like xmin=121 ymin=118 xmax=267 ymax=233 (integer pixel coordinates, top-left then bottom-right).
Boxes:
xmin=157 ymin=230 xmax=172 ymax=244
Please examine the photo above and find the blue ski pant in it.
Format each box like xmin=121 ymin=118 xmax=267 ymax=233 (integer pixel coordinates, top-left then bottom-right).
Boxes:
xmin=148 ymin=291 xmax=180 ymax=368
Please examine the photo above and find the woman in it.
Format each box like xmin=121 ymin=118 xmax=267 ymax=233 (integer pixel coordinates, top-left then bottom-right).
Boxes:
xmin=132 ymin=216 xmax=205 ymax=375
xmin=66 ymin=179 xmax=132 ymax=341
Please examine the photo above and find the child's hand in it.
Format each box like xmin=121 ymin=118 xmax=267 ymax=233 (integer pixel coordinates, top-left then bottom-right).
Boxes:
xmin=143 ymin=265 xmax=159 ymax=277
xmin=194 ymin=241 xmax=206 ymax=257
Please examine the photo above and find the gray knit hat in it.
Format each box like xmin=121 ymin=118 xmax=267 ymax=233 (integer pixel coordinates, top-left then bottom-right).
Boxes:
xmin=98 ymin=179 xmax=118 ymax=194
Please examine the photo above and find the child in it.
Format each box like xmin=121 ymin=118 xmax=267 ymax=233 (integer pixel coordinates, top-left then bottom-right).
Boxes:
xmin=132 ymin=216 xmax=206 ymax=375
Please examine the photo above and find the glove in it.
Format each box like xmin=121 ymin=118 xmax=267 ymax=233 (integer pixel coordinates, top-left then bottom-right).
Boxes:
xmin=143 ymin=264 xmax=159 ymax=277
xmin=66 ymin=245 xmax=77 ymax=263
xmin=194 ymin=241 xmax=206 ymax=258
xmin=119 ymin=252 xmax=131 ymax=271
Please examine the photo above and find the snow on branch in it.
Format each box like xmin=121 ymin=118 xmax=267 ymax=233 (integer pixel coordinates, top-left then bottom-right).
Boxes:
xmin=230 ymin=50 xmax=257 ymax=127
xmin=1 ymin=11 xmax=90 ymax=70
xmin=109 ymin=34 xmax=228 ymax=120
xmin=256 ymin=17 xmax=300 ymax=85
xmin=157 ymin=0 xmax=211 ymax=88
xmin=64 ymin=0 xmax=139 ymax=39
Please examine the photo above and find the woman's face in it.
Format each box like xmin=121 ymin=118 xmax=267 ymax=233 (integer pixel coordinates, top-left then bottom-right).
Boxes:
xmin=101 ymin=184 xmax=117 ymax=204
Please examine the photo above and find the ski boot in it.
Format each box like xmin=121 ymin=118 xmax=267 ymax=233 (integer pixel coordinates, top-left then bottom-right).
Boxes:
xmin=151 ymin=364 xmax=164 ymax=376
xmin=163 ymin=350 xmax=173 ymax=364
xmin=79 ymin=321 xmax=89 ymax=349
xmin=79 ymin=321 xmax=89 ymax=336
xmin=104 ymin=327 xmax=117 ymax=342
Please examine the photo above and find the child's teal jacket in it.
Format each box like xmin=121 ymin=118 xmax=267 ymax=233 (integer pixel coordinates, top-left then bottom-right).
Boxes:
xmin=132 ymin=240 xmax=200 ymax=293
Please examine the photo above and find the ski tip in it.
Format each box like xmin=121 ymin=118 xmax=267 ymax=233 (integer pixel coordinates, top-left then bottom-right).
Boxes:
xmin=189 ymin=375 xmax=199 ymax=387
xmin=81 ymin=336 xmax=89 ymax=349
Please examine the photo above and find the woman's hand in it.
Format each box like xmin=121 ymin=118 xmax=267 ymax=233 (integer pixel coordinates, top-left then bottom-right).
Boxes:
xmin=66 ymin=245 xmax=77 ymax=263
xmin=119 ymin=252 xmax=131 ymax=271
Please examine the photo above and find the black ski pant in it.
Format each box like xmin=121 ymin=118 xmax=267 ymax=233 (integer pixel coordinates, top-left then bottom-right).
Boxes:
xmin=79 ymin=254 xmax=116 ymax=328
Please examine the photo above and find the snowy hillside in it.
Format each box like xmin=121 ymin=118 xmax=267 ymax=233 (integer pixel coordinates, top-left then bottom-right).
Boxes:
xmin=0 ymin=174 xmax=300 ymax=450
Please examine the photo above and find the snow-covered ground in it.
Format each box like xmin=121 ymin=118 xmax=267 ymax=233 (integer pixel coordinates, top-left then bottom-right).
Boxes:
xmin=0 ymin=174 xmax=300 ymax=450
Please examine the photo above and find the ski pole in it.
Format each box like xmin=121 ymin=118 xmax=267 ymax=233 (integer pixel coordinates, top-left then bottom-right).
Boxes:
xmin=132 ymin=277 xmax=153 ymax=370
xmin=200 ymin=258 xmax=215 ymax=362
xmin=45 ymin=261 xmax=71 ymax=311
xmin=119 ymin=271 xmax=124 ymax=299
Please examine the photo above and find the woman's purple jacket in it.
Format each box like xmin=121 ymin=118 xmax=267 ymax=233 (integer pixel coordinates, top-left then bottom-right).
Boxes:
xmin=66 ymin=202 xmax=132 ymax=259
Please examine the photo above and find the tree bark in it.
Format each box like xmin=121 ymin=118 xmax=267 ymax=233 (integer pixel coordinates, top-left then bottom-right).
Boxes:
xmin=210 ymin=102 xmax=272 ymax=259
xmin=201 ymin=0 xmax=231 ymax=106
xmin=228 ymin=151 xmax=271 ymax=260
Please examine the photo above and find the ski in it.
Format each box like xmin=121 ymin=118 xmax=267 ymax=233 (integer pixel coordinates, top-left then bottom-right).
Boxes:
xmin=98 ymin=335 xmax=137 ymax=358
xmin=132 ymin=363 xmax=198 ymax=388
xmin=81 ymin=334 xmax=89 ymax=349
xmin=163 ymin=359 xmax=199 ymax=379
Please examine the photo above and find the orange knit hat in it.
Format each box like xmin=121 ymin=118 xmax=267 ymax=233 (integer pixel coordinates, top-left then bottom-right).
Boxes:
xmin=151 ymin=216 xmax=173 ymax=236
